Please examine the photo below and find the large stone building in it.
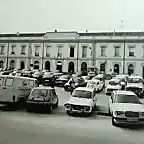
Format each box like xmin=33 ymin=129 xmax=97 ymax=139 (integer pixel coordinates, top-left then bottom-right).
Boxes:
xmin=0 ymin=31 xmax=144 ymax=76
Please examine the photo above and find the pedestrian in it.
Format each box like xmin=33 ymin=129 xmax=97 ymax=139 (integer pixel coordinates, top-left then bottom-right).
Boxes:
xmin=69 ymin=78 xmax=75 ymax=95
xmin=50 ymin=75 xmax=56 ymax=88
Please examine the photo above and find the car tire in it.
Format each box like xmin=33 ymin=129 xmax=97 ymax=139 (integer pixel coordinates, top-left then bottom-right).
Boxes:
xmin=112 ymin=117 xmax=117 ymax=126
xmin=48 ymin=105 xmax=52 ymax=113
xmin=54 ymin=98 xmax=59 ymax=108
xmin=66 ymin=110 xmax=71 ymax=116
xmin=26 ymin=106 xmax=32 ymax=112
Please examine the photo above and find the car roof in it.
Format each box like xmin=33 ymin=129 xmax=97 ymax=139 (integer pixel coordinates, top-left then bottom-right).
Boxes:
xmin=88 ymin=79 xmax=100 ymax=83
xmin=0 ymin=75 xmax=37 ymax=80
xmin=116 ymin=75 xmax=127 ymax=78
xmin=95 ymin=74 xmax=103 ymax=77
xmin=33 ymin=86 xmax=54 ymax=90
xmin=129 ymin=75 xmax=143 ymax=79
xmin=75 ymin=87 xmax=94 ymax=92
xmin=110 ymin=78 xmax=120 ymax=82
xmin=115 ymin=90 xmax=136 ymax=96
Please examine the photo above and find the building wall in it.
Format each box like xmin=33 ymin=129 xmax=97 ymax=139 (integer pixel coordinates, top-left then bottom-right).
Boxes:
xmin=0 ymin=32 xmax=144 ymax=77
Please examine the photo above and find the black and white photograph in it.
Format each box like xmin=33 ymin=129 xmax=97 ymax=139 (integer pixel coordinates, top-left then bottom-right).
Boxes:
xmin=0 ymin=0 xmax=144 ymax=144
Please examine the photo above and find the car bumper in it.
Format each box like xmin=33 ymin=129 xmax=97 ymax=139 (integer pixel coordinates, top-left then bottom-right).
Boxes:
xmin=113 ymin=117 xmax=144 ymax=125
xmin=65 ymin=108 xmax=91 ymax=114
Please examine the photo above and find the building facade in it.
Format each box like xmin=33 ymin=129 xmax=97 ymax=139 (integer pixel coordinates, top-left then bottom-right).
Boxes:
xmin=0 ymin=31 xmax=144 ymax=77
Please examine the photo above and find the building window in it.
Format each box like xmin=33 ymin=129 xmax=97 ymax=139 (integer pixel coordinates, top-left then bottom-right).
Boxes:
xmin=11 ymin=45 xmax=15 ymax=54
xmin=69 ymin=46 xmax=74 ymax=57
xmin=21 ymin=46 xmax=26 ymax=54
xmin=101 ymin=46 xmax=106 ymax=56
xmin=46 ymin=46 xmax=51 ymax=57
xmin=57 ymin=46 xmax=63 ymax=57
xmin=35 ymin=46 xmax=40 ymax=56
xmin=82 ymin=46 xmax=87 ymax=58
xmin=0 ymin=46 xmax=4 ymax=55
xmin=129 ymin=46 xmax=135 ymax=56
xmin=114 ymin=46 xmax=120 ymax=56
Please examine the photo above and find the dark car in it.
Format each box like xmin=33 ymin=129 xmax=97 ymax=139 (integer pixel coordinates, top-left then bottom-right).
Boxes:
xmin=55 ymin=75 xmax=70 ymax=87
xmin=26 ymin=87 xmax=59 ymax=113
xmin=64 ymin=77 xmax=86 ymax=92
xmin=42 ymin=75 xmax=53 ymax=86
xmin=53 ymin=72 xmax=63 ymax=79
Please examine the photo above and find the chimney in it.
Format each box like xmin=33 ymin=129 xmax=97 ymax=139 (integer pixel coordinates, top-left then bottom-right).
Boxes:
xmin=86 ymin=30 xmax=88 ymax=33
xmin=55 ymin=30 xmax=57 ymax=32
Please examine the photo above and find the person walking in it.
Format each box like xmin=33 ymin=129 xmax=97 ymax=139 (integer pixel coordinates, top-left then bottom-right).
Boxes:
xmin=50 ymin=75 xmax=56 ymax=88
xmin=69 ymin=78 xmax=75 ymax=95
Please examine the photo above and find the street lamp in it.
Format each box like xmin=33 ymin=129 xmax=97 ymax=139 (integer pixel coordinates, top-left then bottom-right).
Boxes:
xmin=6 ymin=37 xmax=10 ymax=70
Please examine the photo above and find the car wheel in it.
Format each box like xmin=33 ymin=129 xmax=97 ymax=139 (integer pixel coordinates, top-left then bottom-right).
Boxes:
xmin=112 ymin=117 xmax=117 ymax=126
xmin=26 ymin=106 xmax=32 ymax=112
xmin=66 ymin=110 xmax=71 ymax=116
xmin=48 ymin=105 xmax=52 ymax=113
xmin=54 ymin=98 xmax=59 ymax=108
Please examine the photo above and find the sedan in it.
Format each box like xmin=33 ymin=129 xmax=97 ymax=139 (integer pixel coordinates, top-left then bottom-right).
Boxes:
xmin=109 ymin=90 xmax=144 ymax=126
xmin=55 ymin=75 xmax=70 ymax=87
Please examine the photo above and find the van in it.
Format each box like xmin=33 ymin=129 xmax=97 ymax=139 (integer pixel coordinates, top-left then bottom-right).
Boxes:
xmin=0 ymin=75 xmax=38 ymax=105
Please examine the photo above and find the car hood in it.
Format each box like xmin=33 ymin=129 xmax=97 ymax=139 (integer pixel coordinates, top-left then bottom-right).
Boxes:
xmin=66 ymin=97 xmax=93 ymax=106
xmin=106 ymin=85 xmax=119 ymax=89
xmin=111 ymin=103 xmax=144 ymax=112
xmin=126 ymin=83 xmax=143 ymax=88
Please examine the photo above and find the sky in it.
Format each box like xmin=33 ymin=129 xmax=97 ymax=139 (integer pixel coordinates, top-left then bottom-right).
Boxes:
xmin=0 ymin=0 xmax=143 ymax=33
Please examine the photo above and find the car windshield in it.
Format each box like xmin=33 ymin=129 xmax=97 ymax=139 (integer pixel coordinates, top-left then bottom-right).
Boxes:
xmin=115 ymin=95 xmax=141 ymax=104
xmin=127 ymin=78 xmax=142 ymax=83
xmin=60 ymin=75 xmax=69 ymax=79
xmin=31 ymin=89 xmax=48 ymax=97
xmin=72 ymin=90 xmax=92 ymax=99
xmin=109 ymin=80 xmax=119 ymax=85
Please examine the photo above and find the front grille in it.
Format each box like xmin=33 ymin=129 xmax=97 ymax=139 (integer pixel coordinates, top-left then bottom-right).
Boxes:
xmin=125 ymin=111 xmax=139 ymax=117
xmin=72 ymin=105 xmax=84 ymax=111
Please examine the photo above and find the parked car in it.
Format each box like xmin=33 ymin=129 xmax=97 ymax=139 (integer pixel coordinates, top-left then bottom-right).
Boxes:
xmin=53 ymin=72 xmax=63 ymax=79
xmin=64 ymin=77 xmax=86 ymax=92
xmin=86 ymin=79 xmax=103 ymax=92
xmin=108 ymin=90 xmax=144 ymax=126
xmin=92 ymin=74 xmax=105 ymax=89
xmin=55 ymin=75 xmax=70 ymax=87
xmin=88 ymin=71 xmax=96 ymax=78
xmin=26 ymin=87 xmax=59 ymax=113
xmin=32 ymin=71 xmax=41 ymax=78
xmin=42 ymin=75 xmax=53 ymax=86
xmin=64 ymin=87 xmax=97 ymax=115
xmin=21 ymin=69 xmax=33 ymax=77
xmin=105 ymin=78 xmax=122 ymax=95
xmin=82 ymin=76 xmax=92 ymax=84
xmin=126 ymin=75 xmax=144 ymax=98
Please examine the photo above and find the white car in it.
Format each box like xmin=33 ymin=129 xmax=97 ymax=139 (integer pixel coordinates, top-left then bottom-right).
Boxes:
xmin=126 ymin=75 xmax=144 ymax=98
xmin=64 ymin=87 xmax=97 ymax=115
xmin=88 ymin=71 xmax=96 ymax=77
xmin=82 ymin=76 xmax=92 ymax=83
xmin=105 ymin=78 xmax=122 ymax=95
xmin=32 ymin=71 xmax=41 ymax=78
xmin=108 ymin=90 xmax=144 ymax=126
xmin=86 ymin=79 xmax=103 ymax=92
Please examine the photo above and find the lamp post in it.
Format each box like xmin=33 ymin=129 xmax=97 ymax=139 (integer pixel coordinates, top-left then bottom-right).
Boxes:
xmin=76 ymin=36 xmax=79 ymax=72
xmin=6 ymin=37 xmax=10 ymax=70
xmin=41 ymin=36 xmax=44 ymax=70
xmin=28 ymin=37 xmax=32 ymax=70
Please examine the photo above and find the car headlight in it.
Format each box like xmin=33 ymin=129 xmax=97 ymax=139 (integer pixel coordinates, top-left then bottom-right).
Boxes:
xmin=83 ymin=106 xmax=90 ymax=111
xmin=115 ymin=111 xmax=124 ymax=116
xmin=139 ymin=112 xmax=144 ymax=116
xmin=64 ymin=104 xmax=71 ymax=109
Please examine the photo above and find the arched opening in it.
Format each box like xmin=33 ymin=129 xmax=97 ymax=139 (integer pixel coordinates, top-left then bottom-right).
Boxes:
xmin=45 ymin=61 xmax=50 ymax=70
xmin=34 ymin=61 xmax=39 ymax=70
xmin=10 ymin=60 xmax=15 ymax=70
xmin=114 ymin=64 xmax=119 ymax=74
xmin=0 ymin=61 xmax=4 ymax=69
xmin=81 ymin=62 xmax=87 ymax=72
xmin=100 ymin=63 xmax=105 ymax=72
xmin=68 ymin=62 xmax=75 ymax=73
xmin=56 ymin=61 xmax=62 ymax=72
xmin=20 ymin=61 xmax=25 ymax=70
xmin=128 ymin=64 xmax=134 ymax=75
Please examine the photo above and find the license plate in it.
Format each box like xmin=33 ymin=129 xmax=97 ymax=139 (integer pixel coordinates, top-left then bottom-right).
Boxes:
xmin=34 ymin=98 xmax=44 ymax=101
xmin=127 ymin=117 xmax=138 ymax=121
xmin=45 ymin=80 xmax=49 ymax=82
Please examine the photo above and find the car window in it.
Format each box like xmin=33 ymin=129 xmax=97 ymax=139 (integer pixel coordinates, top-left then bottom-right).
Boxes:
xmin=109 ymin=80 xmax=119 ymax=85
xmin=115 ymin=94 xmax=141 ymax=104
xmin=31 ymin=89 xmax=48 ymax=97
xmin=0 ymin=77 xmax=4 ymax=86
xmin=72 ymin=90 xmax=92 ymax=99
xmin=127 ymin=78 xmax=142 ymax=83
xmin=5 ymin=78 xmax=14 ymax=86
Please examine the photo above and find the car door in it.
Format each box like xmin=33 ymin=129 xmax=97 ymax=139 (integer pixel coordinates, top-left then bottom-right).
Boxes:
xmin=2 ymin=77 xmax=15 ymax=102
xmin=92 ymin=91 xmax=97 ymax=106
xmin=51 ymin=89 xmax=57 ymax=104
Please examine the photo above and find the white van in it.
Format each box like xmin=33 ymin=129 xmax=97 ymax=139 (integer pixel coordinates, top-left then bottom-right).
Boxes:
xmin=0 ymin=75 xmax=38 ymax=105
